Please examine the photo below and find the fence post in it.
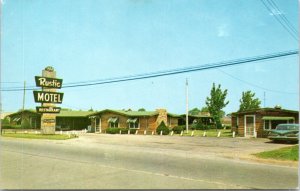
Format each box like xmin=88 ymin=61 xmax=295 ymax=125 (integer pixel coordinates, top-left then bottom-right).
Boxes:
xmin=152 ymin=131 xmax=154 ymax=135
xmin=144 ymin=130 xmax=146 ymax=135
xmin=135 ymin=130 xmax=138 ymax=135
xmin=160 ymin=131 xmax=162 ymax=136
xmin=180 ymin=131 xmax=183 ymax=136
xmin=203 ymin=131 xmax=206 ymax=137
xmin=232 ymin=131 xmax=235 ymax=138
xmin=170 ymin=131 xmax=174 ymax=136
xmin=217 ymin=131 xmax=221 ymax=137
xmin=191 ymin=131 xmax=194 ymax=137
xmin=119 ymin=130 xmax=122 ymax=135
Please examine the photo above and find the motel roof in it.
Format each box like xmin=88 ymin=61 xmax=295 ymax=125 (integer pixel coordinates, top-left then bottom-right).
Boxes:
xmin=89 ymin=109 xmax=181 ymax=118
xmin=231 ymin=107 xmax=299 ymax=115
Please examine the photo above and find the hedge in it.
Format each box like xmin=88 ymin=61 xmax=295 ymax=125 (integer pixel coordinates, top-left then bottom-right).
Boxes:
xmin=156 ymin=121 xmax=170 ymax=135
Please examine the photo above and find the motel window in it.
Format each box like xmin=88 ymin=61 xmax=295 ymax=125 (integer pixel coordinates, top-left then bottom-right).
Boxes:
xmin=127 ymin=118 xmax=139 ymax=129
xmin=108 ymin=117 xmax=119 ymax=128
xmin=264 ymin=120 xmax=270 ymax=130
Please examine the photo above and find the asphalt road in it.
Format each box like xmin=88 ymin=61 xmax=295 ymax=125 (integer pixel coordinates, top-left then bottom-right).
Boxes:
xmin=0 ymin=134 xmax=298 ymax=189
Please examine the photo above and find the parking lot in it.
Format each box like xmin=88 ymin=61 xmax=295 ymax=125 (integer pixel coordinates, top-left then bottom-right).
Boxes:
xmin=65 ymin=133 xmax=298 ymax=166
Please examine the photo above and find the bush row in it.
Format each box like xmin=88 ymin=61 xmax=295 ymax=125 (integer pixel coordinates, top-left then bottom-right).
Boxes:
xmin=106 ymin=128 xmax=137 ymax=134
xmin=1 ymin=124 xmax=32 ymax=129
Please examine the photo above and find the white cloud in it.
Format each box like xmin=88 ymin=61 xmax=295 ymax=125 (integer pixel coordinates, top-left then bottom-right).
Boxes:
xmin=217 ymin=24 xmax=230 ymax=37
xmin=269 ymin=9 xmax=284 ymax=16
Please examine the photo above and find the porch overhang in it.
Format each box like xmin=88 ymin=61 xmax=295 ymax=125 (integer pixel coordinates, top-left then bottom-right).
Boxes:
xmin=127 ymin=118 xmax=138 ymax=123
xmin=108 ymin=117 xmax=118 ymax=123
xmin=262 ymin=116 xmax=295 ymax=121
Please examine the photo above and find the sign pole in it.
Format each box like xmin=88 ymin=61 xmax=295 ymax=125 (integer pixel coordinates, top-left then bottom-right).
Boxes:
xmin=34 ymin=66 xmax=64 ymax=135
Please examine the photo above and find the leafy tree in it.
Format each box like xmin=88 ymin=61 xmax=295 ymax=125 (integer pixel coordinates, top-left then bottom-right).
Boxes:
xmin=200 ymin=107 xmax=209 ymax=112
xmin=205 ymin=83 xmax=229 ymax=129
xmin=138 ymin=108 xmax=146 ymax=111
xmin=189 ymin=108 xmax=201 ymax=115
xmin=88 ymin=107 xmax=94 ymax=112
xmin=1 ymin=117 xmax=10 ymax=125
xmin=239 ymin=90 xmax=261 ymax=112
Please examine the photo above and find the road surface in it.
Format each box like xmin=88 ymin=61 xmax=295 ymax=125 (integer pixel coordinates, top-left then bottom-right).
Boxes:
xmin=0 ymin=134 xmax=298 ymax=189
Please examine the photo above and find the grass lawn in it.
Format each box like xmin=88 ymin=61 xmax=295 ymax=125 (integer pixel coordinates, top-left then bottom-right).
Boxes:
xmin=173 ymin=129 xmax=233 ymax=138
xmin=253 ymin=145 xmax=299 ymax=161
xmin=1 ymin=133 xmax=77 ymax=140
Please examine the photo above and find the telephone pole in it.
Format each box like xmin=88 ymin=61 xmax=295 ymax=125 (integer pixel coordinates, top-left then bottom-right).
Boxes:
xmin=22 ymin=81 xmax=26 ymax=111
xmin=263 ymin=91 xmax=266 ymax=108
xmin=186 ymin=78 xmax=189 ymax=133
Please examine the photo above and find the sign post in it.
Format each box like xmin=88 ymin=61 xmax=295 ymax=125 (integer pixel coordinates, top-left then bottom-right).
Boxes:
xmin=33 ymin=66 xmax=64 ymax=134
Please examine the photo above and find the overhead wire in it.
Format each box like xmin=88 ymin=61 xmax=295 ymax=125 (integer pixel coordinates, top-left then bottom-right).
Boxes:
xmin=267 ymin=0 xmax=298 ymax=35
xmin=1 ymin=49 xmax=298 ymax=92
xmin=260 ymin=0 xmax=298 ymax=41
xmin=217 ymin=68 xmax=298 ymax=95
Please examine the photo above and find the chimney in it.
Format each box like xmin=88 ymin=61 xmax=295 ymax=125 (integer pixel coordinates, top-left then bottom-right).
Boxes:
xmin=156 ymin=108 xmax=168 ymax=126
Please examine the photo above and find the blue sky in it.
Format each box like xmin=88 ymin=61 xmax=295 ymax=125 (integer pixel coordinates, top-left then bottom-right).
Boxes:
xmin=1 ymin=0 xmax=299 ymax=114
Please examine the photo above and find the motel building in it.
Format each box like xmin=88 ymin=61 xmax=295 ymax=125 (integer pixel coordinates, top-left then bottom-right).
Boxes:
xmin=4 ymin=108 xmax=213 ymax=134
xmin=231 ymin=106 xmax=299 ymax=138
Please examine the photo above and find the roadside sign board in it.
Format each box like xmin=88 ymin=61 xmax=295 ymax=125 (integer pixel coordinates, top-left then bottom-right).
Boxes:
xmin=33 ymin=91 xmax=64 ymax=104
xmin=43 ymin=119 xmax=56 ymax=123
xmin=36 ymin=106 xmax=61 ymax=113
xmin=35 ymin=76 xmax=63 ymax=89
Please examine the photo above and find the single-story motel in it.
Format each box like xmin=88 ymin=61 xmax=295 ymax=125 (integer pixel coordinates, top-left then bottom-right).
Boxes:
xmin=4 ymin=108 xmax=212 ymax=134
xmin=3 ymin=106 xmax=299 ymax=138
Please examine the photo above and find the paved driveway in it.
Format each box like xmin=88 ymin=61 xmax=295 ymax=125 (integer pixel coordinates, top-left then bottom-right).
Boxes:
xmin=66 ymin=133 xmax=298 ymax=166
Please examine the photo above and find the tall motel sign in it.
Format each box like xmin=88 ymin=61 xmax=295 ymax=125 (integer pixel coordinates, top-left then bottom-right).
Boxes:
xmin=33 ymin=66 xmax=64 ymax=134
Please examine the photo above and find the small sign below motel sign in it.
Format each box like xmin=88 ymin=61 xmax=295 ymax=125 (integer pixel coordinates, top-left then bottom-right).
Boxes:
xmin=36 ymin=106 xmax=61 ymax=113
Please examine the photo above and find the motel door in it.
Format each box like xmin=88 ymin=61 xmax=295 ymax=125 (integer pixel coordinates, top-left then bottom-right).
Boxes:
xmin=244 ymin=115 xmax=255 ymax=137
xmin=95 ymin=117 xmax=101 ymax=133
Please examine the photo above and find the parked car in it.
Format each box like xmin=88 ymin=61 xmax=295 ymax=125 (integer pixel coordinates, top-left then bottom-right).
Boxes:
xmin=268 ymin=124 xmax=299 ymax=143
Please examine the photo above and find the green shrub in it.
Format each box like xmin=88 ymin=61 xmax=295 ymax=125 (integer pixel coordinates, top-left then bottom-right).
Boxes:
xmin=1 ymin=124 xmax=21 ymax=129
xmin=156 ymin=121 xmax=170 ymax=135
xmin=190 ymin=123 xmax=212 ymax=130
xmin=106 ymin=128 xmax=121 ymax=134
xmin=121 ymin=128 xmax=129 ymax=134
xmin=172 ymin=126 xmax=184 ymax=134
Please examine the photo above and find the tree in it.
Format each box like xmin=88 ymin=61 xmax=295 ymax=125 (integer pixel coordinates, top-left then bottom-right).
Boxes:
xmin=189 ymin=108 xmax=201 ymax=115
xmin=138 ymin=108 xmax=146 ymax=111
xmin=205 ymin=83 xmax=229 ymax=129
xmin=239 ymin=90 xmax=261 ymax=112
xmin=200 ymin=107 xmax=209 ymax=112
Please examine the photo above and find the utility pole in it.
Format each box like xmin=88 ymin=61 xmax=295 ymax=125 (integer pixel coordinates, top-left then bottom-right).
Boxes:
xmin=22 ymin=81 xmax=26 ymax=111
xmin=186 ymin=78 xmax=189 ymax=133
xmin=263 ymin=91 xmax=266 ymax=108
xmin=21 ymin=81 xmax=26 ymax=127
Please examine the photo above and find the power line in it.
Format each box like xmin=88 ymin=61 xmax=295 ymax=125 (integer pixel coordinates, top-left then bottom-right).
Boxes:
xmin=217 ymin=69 xmax=298 ymax=95
xmin=260 ymin=0 xmax=298 ymax=41
xmin=1 ymin=49 xmax=298 ymax=92
xmin=267 ymin=0 xmax=298 ymax=34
